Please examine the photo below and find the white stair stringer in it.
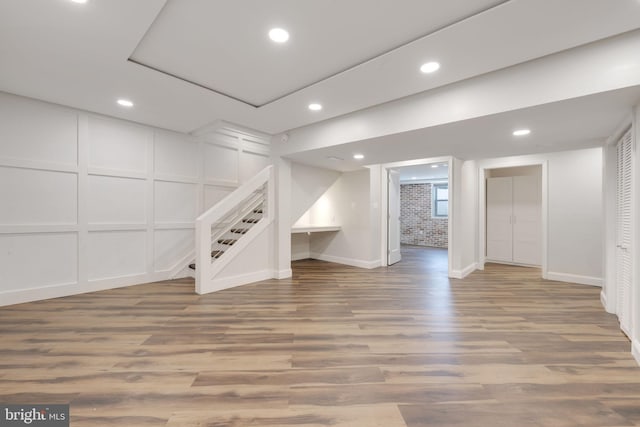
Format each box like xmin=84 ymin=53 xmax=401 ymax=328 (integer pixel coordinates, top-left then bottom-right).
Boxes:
xmin=193 ymin=165 xmax=275 ymax=295
xmin=196 ymin=215 xmax=271 ymax=294
xmin=167 ymin=202 xmax=264 ymax=281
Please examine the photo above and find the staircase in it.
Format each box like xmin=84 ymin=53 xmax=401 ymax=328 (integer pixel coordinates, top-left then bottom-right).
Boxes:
xmin=188 ymin=207 xmax=264 ymax=271
xmin=186 ymin=165 xmax=274 ymax=294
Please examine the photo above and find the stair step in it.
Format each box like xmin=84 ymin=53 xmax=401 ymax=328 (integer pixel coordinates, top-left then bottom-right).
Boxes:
xmin=189 ymin=250 xmax=226 ymax=270
xmin=230 ymin=228 xmax=249 ymax=234
xmin=242 ymin=218 xmax=260 ymax=224
xmin=253 ymin=209 xmax=263 ymax=214
xmin=211 ymin=250 xmax=225 ymax=258
xmin=217 ymin=239 xmax=237 ymax=245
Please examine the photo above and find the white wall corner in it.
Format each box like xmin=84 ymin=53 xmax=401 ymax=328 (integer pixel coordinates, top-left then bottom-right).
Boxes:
xmin=600 ymin=290 xmax=614 ymax=314
xmin=276 ymin=269 xmax=293 ymax=279
xmin=633 ymin=339 xmax=640 ymax=367
xmin=309 ymin=252 xmax=380 ymax=269
xmin=171 ymin=266 xmax=193 ymax=280
xmin=169 ymin=254 xmax=196 ymax=279
xmin=196 ymin=269 xmax=275 ymax=295
xmin=546 ymin=272 xmax=602 ymax=287
xmin=291 ymin=252 xmax=310 ymax=261
xmin=451 ymin=263 xmax=477 ymax=279
xmin=274 ymin=157 xmax=292 ymax=279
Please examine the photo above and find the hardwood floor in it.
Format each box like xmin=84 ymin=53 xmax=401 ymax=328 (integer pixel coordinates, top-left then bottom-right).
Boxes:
xmin=1 ymin=246 xmax=639 ymax=426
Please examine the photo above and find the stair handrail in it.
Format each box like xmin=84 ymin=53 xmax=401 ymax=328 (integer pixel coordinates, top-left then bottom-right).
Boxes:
xmin=195 ymin=165 xmax=274 ymax=290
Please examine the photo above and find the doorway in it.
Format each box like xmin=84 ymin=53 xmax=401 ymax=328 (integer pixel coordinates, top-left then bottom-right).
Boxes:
xmin=386 ymin=161 xmax=450 ymax=271
xmin=478 ymin=161 xmax=548 ymax=276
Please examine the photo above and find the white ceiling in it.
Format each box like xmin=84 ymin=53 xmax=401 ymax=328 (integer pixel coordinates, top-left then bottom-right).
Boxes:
xmin=1 ymin=0 xmax=639 ymax=169
xmin=284 ymin=86 xmax=640 ymax=171
xmin=130 ymin=0 xmax=505 ymax=107
xmin=397 ymin=163 xmax=449 ymax=182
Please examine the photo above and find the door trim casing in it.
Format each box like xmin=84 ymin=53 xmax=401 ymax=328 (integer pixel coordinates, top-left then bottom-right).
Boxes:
xmin=387 ymin=169 xmax=402 ymax=265
xmin=477 ymin=160 xmax=548 ymax=279
xmin=379 ymin=156 xmax=453 ymax=278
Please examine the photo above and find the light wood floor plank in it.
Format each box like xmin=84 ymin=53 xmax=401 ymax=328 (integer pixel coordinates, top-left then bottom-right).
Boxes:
xmin=1 ymin=246 xmax=638 ymax=426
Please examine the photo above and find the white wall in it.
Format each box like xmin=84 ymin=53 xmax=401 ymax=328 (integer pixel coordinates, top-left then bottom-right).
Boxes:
xmin=0 ymin=92 xmax=270 ymax=306
xmin=368 ymin=165 xmax=383 ymax=266
xmin=458 ymin=159 xmax=478 ymax=275
xmin=547 ymin=149 xmax=602 ymax=281
xmin=633 ymin=105 xmax=640 ymax=363
xmin=307 ymin=169 xmax=380 ymax=268
xmin=288 ymin=162 xmax=341 ymax=261
xmin=474 ymin=147 xmax=603 ymax=285
xmin=291 ymin=233 xmax=311 ymax=261
xmin=291 ymin=162 xmax=341 ymax=226
xmin=488 ymin=165 xmax=541 ymax=178
xmin=602 ymin=136 xmax=619 ymax=314
xmin=274 ymin=157 xmax=293 ymax=278
xmin=448 ymin=157 xmax=480 ymax=278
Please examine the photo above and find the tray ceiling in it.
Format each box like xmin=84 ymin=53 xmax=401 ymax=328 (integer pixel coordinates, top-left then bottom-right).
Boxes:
xmin=129 ymin=0 xmax=506 ymax=107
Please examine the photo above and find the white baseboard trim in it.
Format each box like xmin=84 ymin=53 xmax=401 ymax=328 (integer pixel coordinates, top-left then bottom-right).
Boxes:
xmin=485 ymin=258 xmax=540 ymax=268
xmin=600 ymin=290 xmax=608 ymax=312
xmin=450 ymin=263 xmax=477 ymax=279
xmin=0 ymin=272 xmax=171 ymax=307
xmin=197 ymin=269 xmax=274 ymax=295
xmin=546 ymin=272 xmax=602 ymax=287
xmin=291 ymin=251 xmax=310 ymax=261
xmin=276 ymin=269 xmax=292 ymax=279
xmin=599 ymin=290 xmax=617 ymax=314
xmin=633 ymin=339 xmax=640 ymax=367
xmin=309 ymin=252 xmax=380 ymax=269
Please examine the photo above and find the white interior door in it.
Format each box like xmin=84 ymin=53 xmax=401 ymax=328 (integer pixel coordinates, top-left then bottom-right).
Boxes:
xmin=387 ymin=170 xmax=401 ymax=265
xmin=512 ymin=175 xmax=542 ymax=265
xmin=486 ymin=177 xmax=513 ymax=262
xmin=616 ymin=130 xmax=633 ymax=337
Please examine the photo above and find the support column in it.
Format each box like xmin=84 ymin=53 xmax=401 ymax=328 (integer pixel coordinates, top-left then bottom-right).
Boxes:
xmin=274 ymin=156 xmax=292 ymax=279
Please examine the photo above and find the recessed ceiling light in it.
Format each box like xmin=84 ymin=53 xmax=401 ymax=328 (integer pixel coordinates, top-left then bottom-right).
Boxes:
xmin=431 ymin=164 xmax=439 ymax=168
xmin=117 ymin=99 xmax=134 ymax=108
xmin=353 ymin=154 xmax=364 ymax=160
xmin=70 ymin=0 xmax=88 ymax=3
xmin=308 ymin=103 xmax=322 ymax=111
xmin=513 ymin=129 xmax=531 ymax=136
xmin=269 ymin=28 xmax=289 ymax=43
xmin=420 ymin=61 xmax=440 ymax=73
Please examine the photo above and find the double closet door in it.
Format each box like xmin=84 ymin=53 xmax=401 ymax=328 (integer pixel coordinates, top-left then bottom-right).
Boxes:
xmin=486 ymin=175 xmax=541 ymax=266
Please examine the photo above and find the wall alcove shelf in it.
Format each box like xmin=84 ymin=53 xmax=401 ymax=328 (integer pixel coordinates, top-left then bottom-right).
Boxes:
xmin=291 ymin=226 xmax=341 ymax=234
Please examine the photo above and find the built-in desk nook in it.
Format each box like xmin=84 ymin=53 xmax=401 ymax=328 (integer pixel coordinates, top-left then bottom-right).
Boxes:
xmin=291 ymin=226 xmax=341 ymax=234
xmin=291 ymin=226 xmax=341 ymax=261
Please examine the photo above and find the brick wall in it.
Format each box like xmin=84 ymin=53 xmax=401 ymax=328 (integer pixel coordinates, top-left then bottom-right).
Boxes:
xmin=400 ymin=183 xmax=448 ymax=248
